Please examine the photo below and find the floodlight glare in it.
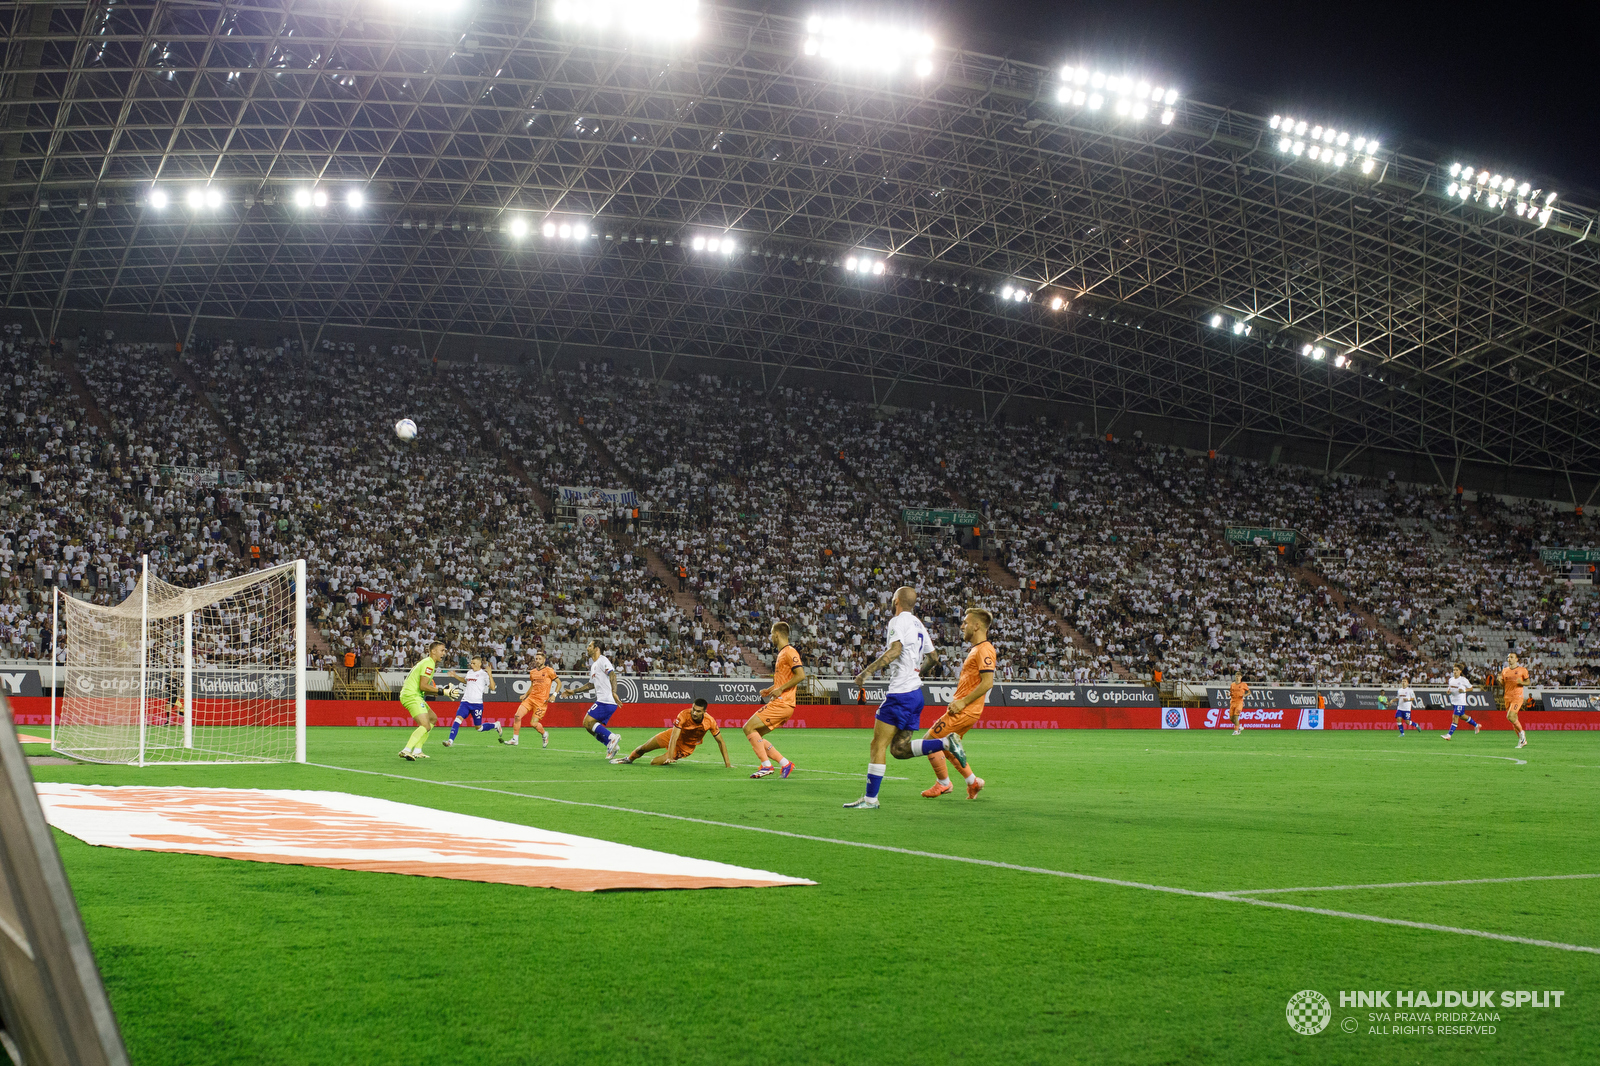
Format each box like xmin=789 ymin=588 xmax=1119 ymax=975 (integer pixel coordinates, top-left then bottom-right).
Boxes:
xmin=550 ymin=0 xmax=699 ymax=40
xmin=205 ymin=188 xmax=223 ymax=208
xmin=558 ymin=223 xmax=572 ymax=238
xmin=509 ymin=218 xmax=529 ymax=238
xmin=293 ymin=189 xmax=313 ymax=208
xmin=148 ymin=189 xmax=168 ymax=209
xmin=186 ymin=189 xmax=205 ymax=209
xmin=543 ymin=222 xmax=557 ymax=237
xmin=311 ymin=190 xmax=328 ymax=208
xmin=1049 ymin=296 xmax=1066 ymax=310
xmin=872 ymin=261 xmax=885 ymax=275
xmin=693 ymin=236 xmax=708 ymax=251
xmin=1056 ymin=63 xmax=1177 ymax=119
xmin=1334 ymin=354 xmax=1347 ymax=368
xmin=1210 ymin=313 xmax=1224 ymax=328
xmin=346 ymin=189 xmax=365 ymax=208
xmin=1273 ymin=115 xmax=1380 ymax=174
xmin=802 ymin=15 xmax=935 ymax=76
xmin=1445 ymin=160 xmax=1555 ymax=225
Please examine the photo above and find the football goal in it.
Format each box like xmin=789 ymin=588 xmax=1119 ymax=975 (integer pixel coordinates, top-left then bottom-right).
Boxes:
xmin=53 ymin=558 xmax=306 ymax=766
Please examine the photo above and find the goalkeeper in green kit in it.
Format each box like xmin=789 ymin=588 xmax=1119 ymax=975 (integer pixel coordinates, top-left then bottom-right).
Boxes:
xmin=399 ymin=641 xmax=448 ymax=761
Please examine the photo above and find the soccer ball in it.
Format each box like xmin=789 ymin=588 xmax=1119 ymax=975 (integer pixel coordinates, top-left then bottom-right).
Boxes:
xmin=395 ymin=418 xmax=418 ymax=442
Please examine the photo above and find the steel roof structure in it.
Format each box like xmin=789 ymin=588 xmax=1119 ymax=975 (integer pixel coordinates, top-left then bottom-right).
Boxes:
xmin=3 ymin=0 xmax=1599 ymax=478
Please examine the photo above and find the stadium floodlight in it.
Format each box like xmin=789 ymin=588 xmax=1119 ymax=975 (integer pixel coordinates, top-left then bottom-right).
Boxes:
xmin=690 ymin=233 xmax=737 ymax=255
xmin=1270 ymin=115 xmax=1380 ymax=175
xmin=1209 ymin=313 xmax=1224 ymax=328
xmin=998 ymin=284 xmax=1031 ymax=303
xmin=1058 ymin=64 xmax=1178 ymax=123
xmin=541 ymin=218 xmax=593 ymax=242
xmin=346 ymin=189 xmax=365 ymax=208
xmin=186 ymin=189 xmax=205 ymax=209
xmin=1049 ymin=295 xmax=1067 ymax=311
xmin=1444 ymin=161 xmax=1555 ymax=226
xmin=293 ymin=189 xmax=313 ymax=208
xmin=844 ymin=253 xmax=886 ymax=276
xmin=802 ymin=15 xmax=935 ymax=77
xmin=312 ymin=189 xmax=328 ymax=208
xmin=549 ymin=0 xmax=698 ymax=39
xmin=1301 ymin=343 xmax=1328 ymax=360
xmin=148 ymin=189 xmax=168 ymax=209
xmin=509 ymin=218 xmax=529 ymax=238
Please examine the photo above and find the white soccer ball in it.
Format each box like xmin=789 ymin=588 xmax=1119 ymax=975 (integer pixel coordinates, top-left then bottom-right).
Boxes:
xmin=395 ymin=418 xmax=418 ymax=442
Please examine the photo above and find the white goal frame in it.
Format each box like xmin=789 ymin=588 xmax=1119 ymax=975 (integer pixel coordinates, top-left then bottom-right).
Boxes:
xmin=52 ymin=557 xmax=306 ymax=766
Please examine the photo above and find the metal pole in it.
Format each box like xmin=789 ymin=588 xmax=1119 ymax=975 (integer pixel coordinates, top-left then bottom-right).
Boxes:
xmin=294 ymin=558 xmax=307 ymax=763
xmin=138 ymin=554 xmax=148 ymax=767
xmin=183 ymin=610 xmax=193 ymax=749
xmin=50 ymin=586 xmax=58 ymax=748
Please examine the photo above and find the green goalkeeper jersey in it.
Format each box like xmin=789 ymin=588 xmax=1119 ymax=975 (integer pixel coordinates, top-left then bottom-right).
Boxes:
xmin=400 ymin=656 xmax=436 ymax=701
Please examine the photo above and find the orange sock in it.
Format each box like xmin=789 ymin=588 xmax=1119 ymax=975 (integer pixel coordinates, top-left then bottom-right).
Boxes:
xmin=746 ymin=732 xmax=770 ymax=763
xmin=928 ymin=751 xmax=950 ymax=782
xmin=763 ymin=739 xmax=787 ymax=765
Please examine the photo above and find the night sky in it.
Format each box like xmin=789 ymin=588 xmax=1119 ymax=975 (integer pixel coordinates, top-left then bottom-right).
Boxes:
xmin=765 ymin=0 xmax=1600 ymax=197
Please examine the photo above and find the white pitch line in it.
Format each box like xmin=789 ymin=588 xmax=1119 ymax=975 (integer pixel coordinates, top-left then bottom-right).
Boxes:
xmin=1138 ymin=748 xmax=1528 ymax=766
xmin=1224 ymin=873 xmax=1600 ymax=895
xmin=420 ymin=745 xmax=907 ymax=779
xmin=311 ymin=762 xmax=1600 ymax=956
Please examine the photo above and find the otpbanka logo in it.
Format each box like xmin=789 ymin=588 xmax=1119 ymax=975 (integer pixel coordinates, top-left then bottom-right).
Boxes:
xmin=1287 ymin=990 xmax=1332 ymax=1035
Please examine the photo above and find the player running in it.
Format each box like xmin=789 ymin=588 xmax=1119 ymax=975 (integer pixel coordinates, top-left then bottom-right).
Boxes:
xmin=746 ymin=621 xmax=803 ymax=779
xmin=442 ymin=655 xmax=501 ymax=746
xmin=1442 ymin=664 xmax=1481 ymax=740
xmin=619 ymin=699 xmax=733 ymax=767
xmin=1501 ymin=653 xmax=1530 ymax=749
xmin=922 ymin=607 xmax=995 ymax=800
xmin=843 ymin=586 xmax=966 ymax=810
xmin=398 ymin=640 xmax=447 ymax=761
xmin=1393 ymin=676 xmax=1418 ymax=736
xmin=504 ymin=651 xmax=559 ymax=747
xmin=1228 ymin=673 xmax=1249 ymax=735
xmin=565 ymin=640 xmax=622 ymax=759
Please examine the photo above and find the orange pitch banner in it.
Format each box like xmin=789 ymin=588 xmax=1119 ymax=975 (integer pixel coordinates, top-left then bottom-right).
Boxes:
xmin=36 ymin=785 xmax=814 ymax=892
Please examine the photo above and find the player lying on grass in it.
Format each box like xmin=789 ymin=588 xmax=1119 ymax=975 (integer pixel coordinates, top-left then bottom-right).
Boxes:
xmin=563 ymin=640 xmax=623 ymax=759
xmin=1501 ymin=653 xmax=1530 ymax=749
xmin=1442 ymin=663 xmax=1481 ymax=740
xmin=923 ymin=607 xmax=994 ymax=800
xmin=844 ymin=585 xmax=967 ymax=810
xmin=399 ymin=640 xmax=447 ymax=761
xmin=746 ymin=621 xmax=803 ymax=779
xmin=504 ymin=651 xmax=559 ymax=747
xmin=618 ymin=699 xmax=733 ymax=767
xmin=442 ymin=655 xmax=501 ymax=746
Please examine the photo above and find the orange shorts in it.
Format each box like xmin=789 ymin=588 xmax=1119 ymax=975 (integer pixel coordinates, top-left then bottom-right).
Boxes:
xmin=517 ymin=699 xmax=548 ymax=722
xmin=1504 ymin=694 xmax=1525 ymax=716
xmin=927 ymin=707 xmax=982 ymax=739
xmin=648 ymin=729 xmax=699 ymax=760
xmin=754 ymin=701 xmax=796 ymax=729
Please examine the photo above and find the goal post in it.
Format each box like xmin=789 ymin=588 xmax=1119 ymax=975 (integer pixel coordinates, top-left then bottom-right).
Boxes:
xmin=54 ymin=559 xmax=308 ymax=766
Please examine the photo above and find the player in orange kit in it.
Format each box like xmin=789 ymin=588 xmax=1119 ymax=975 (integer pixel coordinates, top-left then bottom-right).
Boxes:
xmin=923 ymin=607 xmax=995 ymax=799
xmin=503 ymin=650 xmax=559 ymax=748
xmin=1228 ymin=672 xmax=1249 ymax=735
xmin=1500 ymin=653 xmax=1530 ymax=749
xmin=747 ymin=621 xmax=804 ymax=779
xmin=620 ymin=699 xmax=733 ymax=767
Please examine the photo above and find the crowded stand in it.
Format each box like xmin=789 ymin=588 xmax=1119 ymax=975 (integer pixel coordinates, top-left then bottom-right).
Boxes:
xmin=2 ymin=324 xmax=1595 ymax=688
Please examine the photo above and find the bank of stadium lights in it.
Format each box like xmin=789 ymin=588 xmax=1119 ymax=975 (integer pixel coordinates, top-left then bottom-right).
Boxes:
xmin=802 ymin=16 xmax=936 ymax=78
xmin=998 ymin=284 xmax=1032 ymax=304
xmin=549 ymin=0 xmax=699 ymax=39
xmin=292 ymin=188 xmax=330 ymax=209
xmin=1269 ymin=116 xmax=1379 ymax=175
xmin=1445 ymin=163 xmax=1556 ymax=226
xmin=541 ymin=219 xmax=591 ymax=241
xmin=690 ymin=234 xmax=737 ymax=255
xmin=174 ymin=187 xmax=224 ymax=210
xmin=1208 ymin=312 xmax=1251 ymax=337
xmin=844 ymin=253 xmax=887 ymax=276
xmin=1056 ymin=66 xmax=1177 ymax=124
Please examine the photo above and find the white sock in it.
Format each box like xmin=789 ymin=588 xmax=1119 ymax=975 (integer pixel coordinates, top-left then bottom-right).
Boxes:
xmin=937 ymin=777 xmax=952 ymax=787
xmin=761 ymin=759 xmax=772 ymax=768
xmin=868 ymin=763 xmax=886 ymax=777
xmin=964 ymin=772 xmax=977 ymax=784
xmin=779 ymin=758 xmax=791 ymax=768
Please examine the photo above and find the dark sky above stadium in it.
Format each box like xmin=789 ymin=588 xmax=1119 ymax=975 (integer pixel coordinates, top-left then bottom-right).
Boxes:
xmin=762 ymin=0 xmax=1600 ymax=193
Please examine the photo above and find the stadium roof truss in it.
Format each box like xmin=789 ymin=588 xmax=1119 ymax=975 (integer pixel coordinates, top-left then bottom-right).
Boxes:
xmin=3 ymin=0 xmax=1600 ymax=477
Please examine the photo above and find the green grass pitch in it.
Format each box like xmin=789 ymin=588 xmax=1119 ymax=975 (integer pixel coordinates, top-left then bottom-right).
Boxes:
xmin=23 ymin=727 xmax=1600 ymax=1065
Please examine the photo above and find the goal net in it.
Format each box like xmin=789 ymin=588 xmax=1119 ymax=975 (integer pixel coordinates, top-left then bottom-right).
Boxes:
xmin=54 ymin=559 xmax=306 ymax=766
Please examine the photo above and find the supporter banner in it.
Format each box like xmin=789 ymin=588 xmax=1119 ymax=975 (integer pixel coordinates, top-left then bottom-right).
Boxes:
xmin=1160 ymin=707 xmax=1188 ymax=729
xmin=558 ymin=485 xmax=639 ymax=508
xmin=158 ymin=465 xmax=246 ymax=488
xmin=1539 ymin=548 xmax=1600 ymax=563
xmin=902 ymin=508 xmax=980 ymax=527
xmin=1205 ymin=686 xmax=1510 ymax=712
xmin=1224 ymin=526 xmax=1300 ymax=546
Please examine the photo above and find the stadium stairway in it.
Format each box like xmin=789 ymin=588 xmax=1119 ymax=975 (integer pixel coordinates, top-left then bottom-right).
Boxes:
xmin=545 ymin=386 xmax=765 ymax=674
xmin=166 ymin=349 xmax=248 ymax=461
xmin=53 ymin=350 xmax=112 ymax=434
xmin=1290 ymin=563 xmax=1424 ymax=663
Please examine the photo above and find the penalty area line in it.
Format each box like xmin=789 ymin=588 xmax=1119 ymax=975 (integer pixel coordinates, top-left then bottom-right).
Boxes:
xmin=1224 ymin=872 xmax=1600 ymax=895
xmin=311 ymin=762 xmax=1600 ymax=956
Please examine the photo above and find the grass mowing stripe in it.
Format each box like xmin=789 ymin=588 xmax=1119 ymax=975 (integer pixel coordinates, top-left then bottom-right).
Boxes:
xmin=1139 ymin=747 xmax=1529 ymax=765
xmin=314 ymin=761 xmax=1600 ymax=956
xmin=1226 ymin=872 xmax=1600 ymax=895
xmin=443 ymin=745 xmax=909 ymax=778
